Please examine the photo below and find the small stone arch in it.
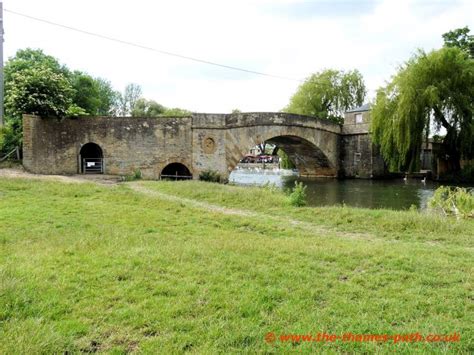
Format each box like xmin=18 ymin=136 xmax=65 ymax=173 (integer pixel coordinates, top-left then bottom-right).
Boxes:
xmin=79 ymin=142 xmax=104 ymax=174
xmin=160 ymin=162 xmax=192 ymax=180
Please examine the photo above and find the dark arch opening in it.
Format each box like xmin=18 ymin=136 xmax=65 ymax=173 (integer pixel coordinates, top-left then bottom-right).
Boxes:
xmin=161 ymin=163 xmax=192 ymax=180
xmin=80 ymin=143 xmax=103 ymax=174
xmin=232 ymin=135 xmax=335 ymax=178
xmin=266 ymin=135 xmax=333 ymax=176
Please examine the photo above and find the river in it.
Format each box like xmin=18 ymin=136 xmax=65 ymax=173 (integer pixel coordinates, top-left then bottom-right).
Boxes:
xmin=229 ymin=168 xmax=471 ymax=210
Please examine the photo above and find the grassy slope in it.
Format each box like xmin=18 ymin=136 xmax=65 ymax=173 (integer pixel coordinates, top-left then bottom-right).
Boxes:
xmin=0 ymin=178 xmax=472 ymax=353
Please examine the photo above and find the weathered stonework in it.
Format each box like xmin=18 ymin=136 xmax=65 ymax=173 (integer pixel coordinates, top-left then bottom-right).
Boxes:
xmin=22 ymin=110 xmax=387 ymax=179
xmin=341 ymin=108 xmax=387 ymax=178
xmin=22 ymin=115 xmax=193 ymax=179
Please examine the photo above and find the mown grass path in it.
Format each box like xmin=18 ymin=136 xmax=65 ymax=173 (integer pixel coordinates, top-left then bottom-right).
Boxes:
xmin=129 ymin=183 xmax=376 ymax=242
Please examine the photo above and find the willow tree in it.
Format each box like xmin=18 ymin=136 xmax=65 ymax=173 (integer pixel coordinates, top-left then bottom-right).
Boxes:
xmin=371 ymin=47 xmax=474 ymax=172
xmin=284 ymin=69 xmax=366 ymax=124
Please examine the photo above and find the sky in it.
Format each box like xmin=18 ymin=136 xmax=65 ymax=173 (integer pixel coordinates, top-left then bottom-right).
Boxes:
xmin=3 ymin=0 xmax=474 ymax=113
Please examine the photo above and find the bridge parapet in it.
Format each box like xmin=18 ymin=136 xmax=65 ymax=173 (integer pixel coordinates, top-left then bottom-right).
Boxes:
xmin=192 ymin=112 xmax=341 ymax=134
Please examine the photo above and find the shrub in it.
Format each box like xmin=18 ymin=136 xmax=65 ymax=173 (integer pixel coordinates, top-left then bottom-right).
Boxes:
xmin=289 ymin=181 xmax=307 ymax=207
xmin=199 ymin=170 xmax=222 ymax=183
xmin=460 ymin=164 xmax=474 ymax=182
xmin=122 ymin=169 xmax=142 ymax=181
xmin=262 ymin=182 xmax=279 ymax=193
xmin=438 ymin=164 xmax=474 ymax=183
xmin=428 ymin=186 xmax=474 ymax=219
xmin=0 ymin=118 xmax=22 ymax=156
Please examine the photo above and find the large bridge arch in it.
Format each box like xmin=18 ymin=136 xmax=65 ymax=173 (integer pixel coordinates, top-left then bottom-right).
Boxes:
xmin=192 ymin=112 xmax=341 ymax=179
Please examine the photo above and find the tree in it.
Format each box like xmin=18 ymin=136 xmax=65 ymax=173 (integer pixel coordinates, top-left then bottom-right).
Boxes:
xmin=161 ymin=107 xmax=191 ymax=117
xmin=131 ymin=98 xmax=166 ymax=117
xmin=5 ymin=66 xmax=76 ymax=118
xmin=96 ymin=79 xmax=120 ymax=116
xmin=118 ymin=84 xmax=142 ymax=116
xmin=442 ymin=26 xmax=474 ymax=58
xmin=70 ymin=71 xmax=102 ymax=115
xmin=4 ymin=49 xmax=75 ymax=119
xmin=4 ymin=48 xmax=69 ymax=84
xmin=284 ymin=69 xmax=366 ymax=124
xmin=371 ymin=47 xmax=474 ymax=172
xmin=70 ymin=72 xmax=119 ymax=116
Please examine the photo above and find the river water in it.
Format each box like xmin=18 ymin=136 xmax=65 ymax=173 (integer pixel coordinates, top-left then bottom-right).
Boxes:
xmin=229 ymin=168 xmax=468 ymax=210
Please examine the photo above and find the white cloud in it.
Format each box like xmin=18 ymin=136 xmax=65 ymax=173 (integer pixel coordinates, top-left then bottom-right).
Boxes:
xmin=3 ymin=0 xmax=474 ymax=112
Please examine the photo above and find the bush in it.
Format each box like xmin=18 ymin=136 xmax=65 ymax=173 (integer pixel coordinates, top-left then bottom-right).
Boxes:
xmin=199 ymin=170 xmax=222 ymax=183
xmin=122 ymin=169 xmax=142 ymax=181
xmin=428 ymin=186 xmax=474 ymax=219
xmin=460 ymin=164 xmax=474 ymax=182
xmin=0 ymin=118 xmax=22 ymax=156
xmin=438 ymin=164 xmax=474 ymax=183
xmin=289 ymin=181 xmax=307 ymax=207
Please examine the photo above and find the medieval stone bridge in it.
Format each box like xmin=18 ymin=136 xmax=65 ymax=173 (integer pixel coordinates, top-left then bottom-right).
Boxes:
xmin=23 ymin=111 xmax=384 ymax=179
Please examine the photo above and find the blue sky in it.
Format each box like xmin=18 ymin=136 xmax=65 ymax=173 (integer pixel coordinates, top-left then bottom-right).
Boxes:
xmin=3 ymin=0 xmax=473 ymax=112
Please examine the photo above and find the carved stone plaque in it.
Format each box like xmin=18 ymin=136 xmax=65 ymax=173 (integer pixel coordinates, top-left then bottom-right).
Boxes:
xmin=202 ymin=136 xmax=216 ymax=154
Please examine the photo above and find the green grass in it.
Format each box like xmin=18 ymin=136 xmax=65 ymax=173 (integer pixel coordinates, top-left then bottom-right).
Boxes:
xmin=0 ymin=178 xmax=472 ymax=353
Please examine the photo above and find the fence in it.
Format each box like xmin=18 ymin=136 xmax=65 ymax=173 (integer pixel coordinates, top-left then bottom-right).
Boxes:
xmin=82 ymin=158 xmax=104 ymax=174
xmin=0 ymin=147 xmax=20 ymax=162
xmin=160 ymin=173 xmax=192 ymax=180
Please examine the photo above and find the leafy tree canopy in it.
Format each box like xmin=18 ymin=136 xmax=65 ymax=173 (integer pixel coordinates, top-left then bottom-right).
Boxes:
xmin=131 ymin=98 xmax=166 ymax=117
xmin=117 ymin=83 xmax=142 ymax=116
xmin=5 ymin=66 xmax=76 ymax=118
xmin=284 ymin=69 xmax=366 ymax=124
xmin=95 ymin=79 xmax=120 ymax=116
xmin=162 ymin=107 xmax=192 ymax=117
xmin=371 ymin=46 xmax=474 ymax=172
xmin=70 ymin=71 xmax=102 ymax=116
xmin=4 ymin=48 xmax=69 ymax=83
xmin=4 ymin=48 xmax=118 ymax=118
xmin=442 ymin=26 xmax=474 ymax=58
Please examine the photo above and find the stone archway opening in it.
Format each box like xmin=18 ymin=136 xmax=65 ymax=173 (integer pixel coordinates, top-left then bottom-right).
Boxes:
xmin=160 ymin=163 xmax=192 ymax=180
xmin=79 ymin=142 xmax=104 ymax=174
xmin=230 ymin=135 xmax=336 ymax=179
xmin=266 ymin=135 xmax=335 ymax=177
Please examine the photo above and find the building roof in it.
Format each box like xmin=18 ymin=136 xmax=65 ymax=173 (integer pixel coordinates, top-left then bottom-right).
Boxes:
xmin=346 ymin=103 xmax=370 ymax=113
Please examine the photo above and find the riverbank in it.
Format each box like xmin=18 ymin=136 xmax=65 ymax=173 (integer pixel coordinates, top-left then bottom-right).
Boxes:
xmin=0 ymin=177 xmax=472 ymax=353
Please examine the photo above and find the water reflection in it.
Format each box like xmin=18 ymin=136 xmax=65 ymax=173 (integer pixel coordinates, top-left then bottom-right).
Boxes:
xmin=229 ymin=168 xmax=465 ymax=210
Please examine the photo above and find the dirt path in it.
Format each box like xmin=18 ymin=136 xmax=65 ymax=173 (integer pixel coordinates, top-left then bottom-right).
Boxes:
xmin=0 ymin=167 xmax=121 ymax=185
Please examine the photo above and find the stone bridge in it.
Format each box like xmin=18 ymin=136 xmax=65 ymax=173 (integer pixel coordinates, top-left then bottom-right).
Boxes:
xmin=192 ymin=113 xmax=340 ymax=177
xmin=22 ymin=111 xmax=384 ymax=179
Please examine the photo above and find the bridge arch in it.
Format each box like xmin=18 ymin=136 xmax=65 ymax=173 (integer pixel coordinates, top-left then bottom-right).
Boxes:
xmin=223 ymin=122 xmax=339 ymax=177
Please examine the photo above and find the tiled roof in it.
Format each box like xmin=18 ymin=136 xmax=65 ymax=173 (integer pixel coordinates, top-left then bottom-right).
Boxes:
xmin=346 ymin=103 xmax=370 ymax=113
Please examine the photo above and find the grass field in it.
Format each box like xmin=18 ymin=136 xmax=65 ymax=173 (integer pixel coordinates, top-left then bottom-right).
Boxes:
xmin=0 ymin=177 xmax=472 ymax=353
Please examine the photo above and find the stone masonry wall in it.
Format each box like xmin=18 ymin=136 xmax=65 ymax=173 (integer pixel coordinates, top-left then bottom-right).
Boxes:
xmin=22 ymin=115 xmax=193 ymax=179
xmin=341 ymin=110 xmax=386 ymax=178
